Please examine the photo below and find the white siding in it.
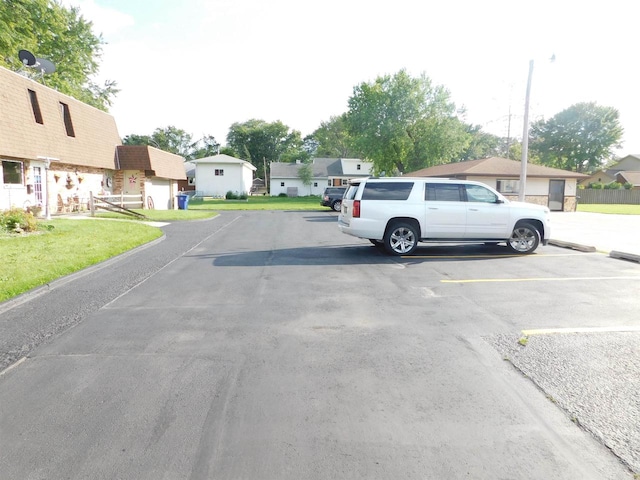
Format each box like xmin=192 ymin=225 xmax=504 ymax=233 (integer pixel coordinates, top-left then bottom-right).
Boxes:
xmin=197 ymin=163 xmax=249 ymax=197
xmin=341 ymin=158 xmax=372 ymax=176
xmin=269 ymin=178 xmax=326 ymax=196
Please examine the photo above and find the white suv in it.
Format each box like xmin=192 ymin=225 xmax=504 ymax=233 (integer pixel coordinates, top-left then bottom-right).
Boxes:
xmin=338 ymin=177 xmax=550 ymax=255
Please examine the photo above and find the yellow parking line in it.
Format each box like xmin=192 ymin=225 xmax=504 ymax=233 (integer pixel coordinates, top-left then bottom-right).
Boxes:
xmin=522 ymin=326 xmax=640 ymax=335
xmin=441 ymin=276 xmax=640 ymax=284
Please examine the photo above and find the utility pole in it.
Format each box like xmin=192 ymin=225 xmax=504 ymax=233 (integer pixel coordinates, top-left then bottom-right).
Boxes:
xmin=519 ymin=60 xmax=534 ymax=202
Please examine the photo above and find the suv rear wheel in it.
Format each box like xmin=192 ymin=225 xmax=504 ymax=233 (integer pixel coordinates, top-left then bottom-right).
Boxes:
xmin=384 ymin=221 xmax=418 ymax=255
xmin=507 ymin=222 xmax=540 ymax=254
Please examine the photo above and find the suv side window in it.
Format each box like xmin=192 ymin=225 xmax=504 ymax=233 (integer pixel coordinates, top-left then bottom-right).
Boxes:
xmin=362 ymin=182 xmax=414 ymax=201
xmin=425 ymin=183 xmax=464 ymax=201
xmin=465 ymin=184 xmax=499 ymax=203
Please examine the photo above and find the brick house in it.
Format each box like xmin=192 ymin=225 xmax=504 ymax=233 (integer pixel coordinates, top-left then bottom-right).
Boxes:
xmin=0 ymin=66 xmax=185 ymax=214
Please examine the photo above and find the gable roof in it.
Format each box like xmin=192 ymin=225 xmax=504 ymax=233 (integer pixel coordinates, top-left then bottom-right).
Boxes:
xmin=191 ymin=154 xmax=256 ymax=170
xmin=116 ymin=145 xmax=186 ymax=180
xmin=270 ymin=157 xmax=367 ymax=178
xmin=616 ymin=171 xmax=640 ymax=186
xmin=406 ymin=157 xmax=588 ymax=179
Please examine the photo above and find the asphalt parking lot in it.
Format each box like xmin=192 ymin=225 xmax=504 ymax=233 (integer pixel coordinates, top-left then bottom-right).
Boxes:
xmin=1 ymin=210 xmax=639 ymax=479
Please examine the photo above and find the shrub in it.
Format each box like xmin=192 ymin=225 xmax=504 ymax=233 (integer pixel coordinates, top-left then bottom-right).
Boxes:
xmin=0 ymin=208 xmax=38 ymax=233
xmin=624 ymin=182 xmax=633 ymax=190
xmin=278 ymin=193 xmax=288 ymax=197
xmin=588 ymin=182 xmax=603 ymax=189
xmin=604 ymin=181 xmax=622 ymax=190
xmin=225 ymin=190 xmax=238 ymax=200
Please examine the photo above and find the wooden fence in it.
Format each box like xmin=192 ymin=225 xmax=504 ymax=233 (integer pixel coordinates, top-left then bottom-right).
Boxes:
xmin=577 ymin=189 xmax=640 ymax=204
xmin=89 ymin=192 xmax=145 ymax=219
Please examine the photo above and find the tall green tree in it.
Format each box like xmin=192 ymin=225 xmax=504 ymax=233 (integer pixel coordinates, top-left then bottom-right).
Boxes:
xmin=530 ymin=102 xmax=623 ymax=173
xmin=459 ymin=125 xmax=504 ymax=161
xmin=123 ymin=126 xmax=213 ymax=160
xmin=226 ymin=119 xmax=305 ymax=178
xmin=0 ymin=0 xmax=118 ymax=110
xmin=345 ymin=69 xmax=470 ymax=175
xmin=312 ymin=114 xmax=359 ymax=158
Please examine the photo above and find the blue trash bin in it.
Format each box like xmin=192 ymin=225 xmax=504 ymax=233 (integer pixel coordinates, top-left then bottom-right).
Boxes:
xmin=177 ymin=194 xmax=189 ymax=210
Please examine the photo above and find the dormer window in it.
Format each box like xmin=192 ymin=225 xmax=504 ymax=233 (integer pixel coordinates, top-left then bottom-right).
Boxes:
xmin=28 ymin=89 xmax=43 ymax=124
xmin=60 ymin=102 xmax=75 ymax=137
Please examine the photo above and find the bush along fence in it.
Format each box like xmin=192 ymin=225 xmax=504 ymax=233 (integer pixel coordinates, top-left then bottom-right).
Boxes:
xmin=578 ymin=189 xmax=640 ymax=204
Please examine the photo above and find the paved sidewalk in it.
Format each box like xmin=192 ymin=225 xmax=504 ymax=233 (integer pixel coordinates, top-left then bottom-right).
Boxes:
xmin=549 ymin=212 xmax=640 ymax=262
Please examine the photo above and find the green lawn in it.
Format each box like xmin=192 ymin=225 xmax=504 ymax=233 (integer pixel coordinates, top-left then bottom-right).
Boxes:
xmin=0 ymin=218 xmax=163 ymax=303
xmin=187 ymin=195 xmax=324 ymax=210
xmin=577 ymin=204 xmax=640 ymax=215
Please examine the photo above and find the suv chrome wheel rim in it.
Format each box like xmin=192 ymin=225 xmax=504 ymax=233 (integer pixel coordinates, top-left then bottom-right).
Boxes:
xmin=390 ymin=227 xmax=416 ymax=254
xmin=509 ymin=227 xmax=536 ymax=252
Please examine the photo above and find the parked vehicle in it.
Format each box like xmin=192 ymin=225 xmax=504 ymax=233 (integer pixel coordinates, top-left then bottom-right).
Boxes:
xmin=338 ymin=177 xmax=550 ymax=255
xmin=321 ymin=187 xmax=347 ymax=212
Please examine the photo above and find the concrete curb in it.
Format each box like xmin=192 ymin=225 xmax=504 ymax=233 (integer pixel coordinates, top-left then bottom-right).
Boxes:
xmin=610 ymin=250 xmax=640 ymax=263
xmin=549 ymin=239 xmax=640 ymax=264
xmin=548 ymin=239 xmax=596 ymax=253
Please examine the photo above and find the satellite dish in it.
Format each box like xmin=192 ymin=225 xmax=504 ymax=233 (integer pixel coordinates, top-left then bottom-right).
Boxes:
xmin=19 ymin=49 xmax=36 ymax=66
xmin=36 ymin=57 xmax=56 ymax=74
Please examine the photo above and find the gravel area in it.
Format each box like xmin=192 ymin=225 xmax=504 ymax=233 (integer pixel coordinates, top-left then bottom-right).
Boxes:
xmin=489 ymin=332 xmax=640 ymax=474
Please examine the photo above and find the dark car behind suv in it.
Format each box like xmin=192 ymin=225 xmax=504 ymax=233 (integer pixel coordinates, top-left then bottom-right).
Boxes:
xmin=320 ymin=187 xmax=347 ymax=212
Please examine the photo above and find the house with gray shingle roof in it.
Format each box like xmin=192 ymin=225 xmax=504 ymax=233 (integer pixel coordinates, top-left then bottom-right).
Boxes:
xmin=406 ymin=157 xmax=588 ymax=211
xmin=270 ymin=158 xmax=372 ymax=196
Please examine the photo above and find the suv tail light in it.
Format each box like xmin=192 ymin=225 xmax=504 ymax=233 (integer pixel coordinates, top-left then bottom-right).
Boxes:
xmin=353 ymin=200 xmax=360 ymax=218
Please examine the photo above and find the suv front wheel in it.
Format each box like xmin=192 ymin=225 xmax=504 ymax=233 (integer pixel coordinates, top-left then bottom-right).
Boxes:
xmin=507 ymin=222 xmax=540 ymax=254
xmin=384 ymin=221 xmax=418 ymax=255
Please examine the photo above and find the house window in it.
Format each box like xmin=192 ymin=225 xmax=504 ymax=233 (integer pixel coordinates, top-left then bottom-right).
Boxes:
xmin=357 ymin=164 xmax=361 ymax=170
xmin=28 ymin=89 xmax=43 ymax=124
xmin=496 ymin=179 xmax=519 ymax=194
xmin=188 ymin=177 xmax=195 ymax=185
xmin=2 ymin=160 xmax=23 ymax=185
xmin=280 ymin=182 xmax=285 ymax=187
xmin=313 ymin=182 xmax=318 ymax=187
xmin=341 ymin=179 xmax=348 ymax=185
xmin=60 ymin=102 xmax=75 ymax=137
xmin=215 ymin=169 xmax=224 ymax=176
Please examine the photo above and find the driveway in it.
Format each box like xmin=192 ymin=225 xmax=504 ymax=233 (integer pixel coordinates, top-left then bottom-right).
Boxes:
xmin=0 ymin=211 xmax=638 ymax=479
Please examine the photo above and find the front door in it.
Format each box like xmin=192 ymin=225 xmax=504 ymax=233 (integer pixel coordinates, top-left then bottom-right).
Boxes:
xmin=33 ymin=167 xmax=43 ymax=204
xmin=549 ymin=180 xmax=565 ymax=211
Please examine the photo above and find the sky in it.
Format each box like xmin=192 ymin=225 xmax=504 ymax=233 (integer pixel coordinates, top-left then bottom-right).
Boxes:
xmin=63 ymin=0 xmax=640 ymax=155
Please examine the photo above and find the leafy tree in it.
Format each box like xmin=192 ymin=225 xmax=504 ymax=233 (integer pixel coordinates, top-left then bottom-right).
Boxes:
xmin=460 ymin=125 xmax=503 ymax=161
xmin=530 ymin=102 xmax=623 ymax=173
xmin=312 ymin=114 xmax=359 ymax=158
xmin=0 ymin=0 xmax=118 ymax=110
xmin=226 ymin=119 xmax=305 ymax=178
xmin=297 ymin=163 xmax=313 ymax=194
xmin=345 ymin=69 xmax=470 ymax=175
xmin=122 ymin=126 xmax=211 ymax=160
xmin=191 ymin=135 xmax=221 ymax=159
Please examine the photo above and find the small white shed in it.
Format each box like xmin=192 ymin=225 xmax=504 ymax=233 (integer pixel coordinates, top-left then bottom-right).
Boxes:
xmin=192 ymin=154 xmax=256 ymax=197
